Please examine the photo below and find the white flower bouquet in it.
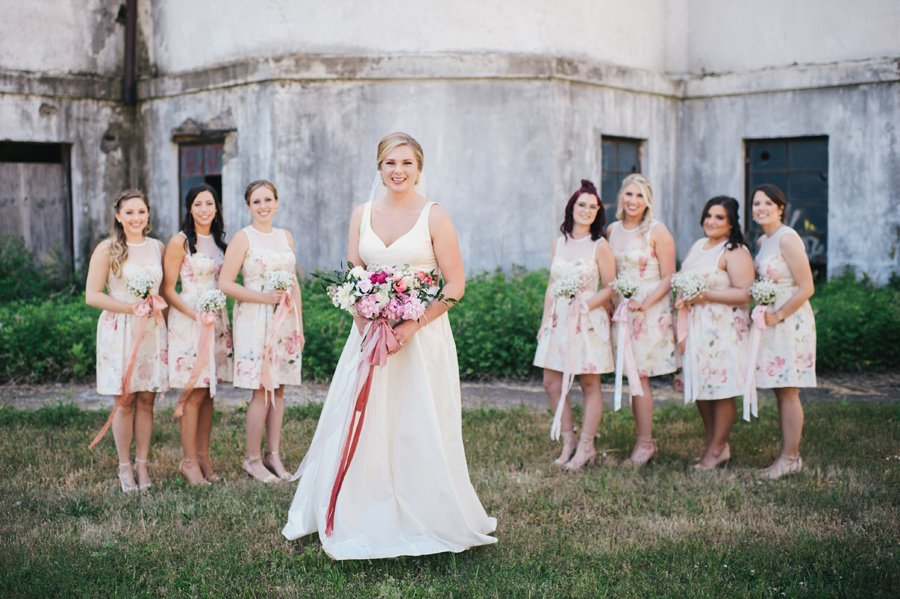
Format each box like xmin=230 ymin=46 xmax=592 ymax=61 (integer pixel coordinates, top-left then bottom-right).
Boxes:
xmin=749 ymin=277 xmax=778 ymax=306
xmin=197 ymin=289 xmax=227 ymax=313
xmin=126 ymin=271 xmax=157 ymax=299
xmin=671 ymin=271 xmax=709 ymax=302
xmin=611 ymin=274 xmax=641 ymax=299
xmin=316 ymin=263 xmax=447 ymax=321
xmin=549 ymin=270 xmax=588 ymax=300
xmin=264 ymin=270 xmax=295 ymax=291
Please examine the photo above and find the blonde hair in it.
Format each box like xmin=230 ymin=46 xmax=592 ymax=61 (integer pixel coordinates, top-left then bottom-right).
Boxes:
xmin=615 ymin=173 xmax=654 ymax=235
xmin=376 ymin=132 xmax=424 ymax=171
xmin=108 ymin=189 xmax=150 ymax=277
xmin=244 ymin=180 xmax=278 ymax=204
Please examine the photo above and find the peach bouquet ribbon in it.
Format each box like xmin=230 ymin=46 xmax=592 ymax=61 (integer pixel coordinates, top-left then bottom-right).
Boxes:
xmin=675 ymin=298 xmax=698 ymax=404
xmin=259 ymin=292 xmax=301 ymax=406
xmin=321 ymin=317 xmax=398 ymax=536
xmin=741 ymin=305 xmax=767 ymax=422
xmin=611 ymin=302 xmax=644 ymax=411
xmin=550 ymin=297 xmax=590 ymax=440
xmin=173 ymin=309 xmax=222 ymax=419
xmin=88 ymin=295 xmax=167 ymax=449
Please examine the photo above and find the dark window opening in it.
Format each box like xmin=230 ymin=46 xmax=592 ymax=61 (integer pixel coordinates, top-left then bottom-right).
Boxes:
xmin=179 ymin=141 xmax=224 ymax=209
xmin=601 ymin=137 xmax=642 ymax=228
xmin=0 ymin=142 xmax=63 ymax=163
xmin=745 ymin=137 xmax=828 ymax=281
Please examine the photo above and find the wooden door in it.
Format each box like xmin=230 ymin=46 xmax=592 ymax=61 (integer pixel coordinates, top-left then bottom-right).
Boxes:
xmin=0 ymin=162 xmax=72 ymax=274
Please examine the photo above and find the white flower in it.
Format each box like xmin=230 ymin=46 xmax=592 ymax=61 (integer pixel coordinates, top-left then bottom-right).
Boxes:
xmin=264 ymin=270 xmax=295 ymax=290
xmin=127 ymin=271 xmax=156 ymax=299
xmin=197 ymin=289 xmax=227 ymax=312
xmin=749 ymin=277 xmax=779 ymax=305
xmin=550 ymin=270 xmax=588 ymax=299
xmin=671 ymin=271 xmax=709 ymax=301
xmin=349 ymin=265 xmax=367 ymax=279
xmin=611 ymin=274 xmax=641 ymax=299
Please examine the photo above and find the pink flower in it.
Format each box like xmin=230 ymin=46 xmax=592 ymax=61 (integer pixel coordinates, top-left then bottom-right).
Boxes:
xmin=551 ymin=313 xmax=559 ymax=328
xmin=800 ymin=353 xmax=814 ymax=369
xmin=160 ymin=348 xmax=168 ymax=365
xmin=765 ymin=357 xmax=786 ymax=377
xmin=285 ymin=331 xmax=303 ymax=355
xmin=386 ymin=297 xmax=405 ymax=321
xmin=701 ymin=364 xmax=728 ymax=384
xmin=393 ymin=278 xmax=408 ymax=293
xmin=175 ymin=356 xmax=187 ymax=373
xmin=370 ymin=272 xmax=388 ymax=285
xmin=632 ymin=317 xmax=648 ymax=340
xmin=402 ymin=297 xmax=426 ymax=321
xmin=355 ymin=295 xmax=378 ymax=319
xmin=587 ymin=363 xmax=598 ymax=373
xmin=382 ymin=266 xmax=395 ymax=275
xmin=102 ymin=313 xmax=118 ymax=331
xmin=638 ymin=256 xmax=648 ymax=278
xmin=356 ymin=278 xmax=373 ymax=293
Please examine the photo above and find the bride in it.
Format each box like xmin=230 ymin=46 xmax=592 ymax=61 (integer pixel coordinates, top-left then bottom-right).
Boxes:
xmin=282 ymin=132 xmax=497 ymax=560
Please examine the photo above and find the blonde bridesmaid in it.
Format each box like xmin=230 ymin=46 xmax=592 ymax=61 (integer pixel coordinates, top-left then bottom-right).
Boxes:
xmin=219 ymin=180 xmax=305 ymax=484
xmin=606 ymin=174 xmax=677 ymax=466
xmin=677 ymin=197 xmax=753 ymax=470
xmin=163 ymin=184 xmax=233 ymax=485
xmin=85 ymin=189 xmax=167 ymax=492
xmin=750 ymin=184 xmax=816 ymax=479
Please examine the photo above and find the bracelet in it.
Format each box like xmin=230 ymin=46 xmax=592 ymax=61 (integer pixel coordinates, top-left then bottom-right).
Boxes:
xmin=421 ymin=313 xmax=429 ymax=326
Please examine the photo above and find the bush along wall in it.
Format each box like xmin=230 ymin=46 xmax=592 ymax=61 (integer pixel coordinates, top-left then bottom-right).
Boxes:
xmin=0 ymin=266 xmax=897 ymax=383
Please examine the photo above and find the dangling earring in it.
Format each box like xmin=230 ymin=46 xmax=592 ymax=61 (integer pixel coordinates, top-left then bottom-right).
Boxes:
xmin=415 ymin=177 xmax=420 ymax=185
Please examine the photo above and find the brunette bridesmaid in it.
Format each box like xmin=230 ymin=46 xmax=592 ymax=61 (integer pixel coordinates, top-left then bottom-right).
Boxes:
xmin=163 ymin=184 xmax=233 ymax=485
xmin=750 ymin=184 xmax=816 ymax=479
xmin=85 ymin=189 xmax=167 ymax=492
xmin=219 ymin=180 xmax=305 ymax=483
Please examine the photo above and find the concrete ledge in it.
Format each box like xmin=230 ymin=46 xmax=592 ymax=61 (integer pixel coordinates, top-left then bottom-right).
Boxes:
xmin=682 ymin=57 xmax=900 ymax=98
xmin=0 ymin=68 xmax=119 ymax=101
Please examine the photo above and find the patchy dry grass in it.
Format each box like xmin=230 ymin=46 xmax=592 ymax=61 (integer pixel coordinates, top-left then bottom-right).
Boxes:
xmin=1 ymin=400 xmax=898 ymax=598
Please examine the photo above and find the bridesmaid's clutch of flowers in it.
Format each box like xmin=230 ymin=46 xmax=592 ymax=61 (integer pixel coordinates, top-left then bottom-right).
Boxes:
xmin=611 ymin=274 xmax=640 ymax=299
xmin=749 ymin=277 xmax=778 ymax=306
xmin=264 ymin=270 xmax=296 ymax=291
xmin=549 ymin=270 xmax=588 ymax=299
xmin=126 ymin=271 xmax=157 ymax=299
xmin=316 ymin=263 xmax=448 ymax=321
xmin=197 ymin=289 xmax=227 ymax=313
xmin=671 ymin=272 xmax=709 ymax=302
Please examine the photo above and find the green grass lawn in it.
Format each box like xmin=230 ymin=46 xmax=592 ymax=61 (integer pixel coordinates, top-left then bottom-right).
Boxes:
xmin=1 ymin=400 xmax=898 ymax=598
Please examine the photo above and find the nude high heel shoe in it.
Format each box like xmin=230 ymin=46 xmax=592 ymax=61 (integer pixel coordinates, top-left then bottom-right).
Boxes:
xmin=622 ymin=438 xmax=657 ymax=467
xmin=117 ymin=462 xmax=138 ymax=493
xmin=564 ymin=436 xmax=597 ymax=472
xmin=553 ymin=431 xmax=578 ymax=467
xmin=179 ymin=458 xmax=211 ymax=486
xmin=133 ymin=458 xmax=152 ymax=490
xmin=196 ymin=452 xmax=222 ymax=482
xmin=760 ymin=454 xmax=803 ymax=480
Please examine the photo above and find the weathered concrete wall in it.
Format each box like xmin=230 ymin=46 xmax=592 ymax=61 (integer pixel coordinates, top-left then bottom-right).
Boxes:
xmin=147 ymin=0 xmax=673 ymax=75
xmin=139 ymin=72 xmax=680 ymax=275
xmin=678 ymin=74 xmax=900 ymax=281
xmin=685 ymin=0 xmax=900 ymax=74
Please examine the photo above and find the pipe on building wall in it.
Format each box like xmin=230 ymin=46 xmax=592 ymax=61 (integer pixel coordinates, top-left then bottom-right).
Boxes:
xmin=123 ymin=0 xmax=137 ymax=106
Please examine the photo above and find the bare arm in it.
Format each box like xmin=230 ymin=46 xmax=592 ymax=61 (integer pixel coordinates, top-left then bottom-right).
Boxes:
xmin=633 ymin=223 xmax=676 ymax=311
xmin=346 ymin=205 xmax=370 ymax=334
xmin=218 ymin=230 xmax=283 ymax=305
xmin=691 ymin=247 xmax=754 ymax=305
xmin=766 ymin=231 xmax=815 ymax=325
xmin=162 ymin=234 xmax=196 ymax=319
xmin=283 ymin=229 xmax=305 ymax=350
xmin=585 ymin=240 xmax=616 ymax=311
xmin=85 ymin=241 xmax=135 ymax=314
xmin=537 ymin=238 xmax=560 ymax=339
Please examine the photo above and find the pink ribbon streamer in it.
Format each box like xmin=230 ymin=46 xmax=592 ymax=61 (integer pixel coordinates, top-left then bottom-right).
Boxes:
xmin=675 ymin=299 xmax=698 ymax=404
xmin=611 ymin=302 xmax=644 ymax=411
xmin=260 ymin=291 xmax=301 ymax=406
xmin=324 ymin=317 xmax=398 ymax=536
xmin=173 ymin=310 xmax=217 ymax=419
xmin=550 ymin=297 xmax=590 ymax=440
xmin=741 ymin=305 xmax=767 ymax=421
xmin=89 ymin=295 xmax=167 ymax=449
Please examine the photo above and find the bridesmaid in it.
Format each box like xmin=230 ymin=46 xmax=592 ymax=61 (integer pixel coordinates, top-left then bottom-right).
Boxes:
xmin=678 ymin=197 xmax=753 ymax=470
xmin=750 ymin=184 xmax=816 ymax=479
xmin=606 ymin=174 xmax=677 ymax=466
xmin=219 ymin=180 xmax=305 ymax=484
xmin=534 ymin=179 xmax=617 ymax=471
xmin=85 ymin=189 xmax=167 ymax=492
xmin=163 ymin=184 xmax=233 ymax=485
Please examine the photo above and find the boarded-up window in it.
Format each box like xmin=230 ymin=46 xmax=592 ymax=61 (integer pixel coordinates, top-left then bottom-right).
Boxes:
xmin=0 ymin=142 xmax=72 ymax=274
xmin=601 ymin=137 xmax=642 ymax=228
xmin=745 ymin=137 xmax=828 ymax=280
xmin=179 ymin=142 xmax=223 ymax=206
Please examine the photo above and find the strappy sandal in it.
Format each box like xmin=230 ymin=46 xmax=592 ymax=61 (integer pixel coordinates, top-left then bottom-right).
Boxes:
xmin=264 ymin=451 xmax=292 ymax=480
xmin=179 ymin=458 xmax=211 ymax=486
xmin=117 ymin=462 xmax=138 ymax=493
xmin=242 ymin=456 xmax=279 ymax=484
xmin=133 ymin=458 xmax=152 ymax=490
xmin=197 ymin=452 xmax=222 ymax=482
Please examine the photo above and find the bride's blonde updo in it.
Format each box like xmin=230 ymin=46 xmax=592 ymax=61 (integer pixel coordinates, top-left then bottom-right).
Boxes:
xmin=615 ymin=173 xmax=655 ymax=235
xmin=376 ymin=132 xmax=424 ymax=171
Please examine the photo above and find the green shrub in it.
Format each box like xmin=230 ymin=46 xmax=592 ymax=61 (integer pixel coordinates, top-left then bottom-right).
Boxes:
xmin=810 ymin=270 xmax=900 ymax=371
xmin=299 ymin=278 xmax=352 ymax=381
xmin=0 ymin=235 xmax=76 ymax=301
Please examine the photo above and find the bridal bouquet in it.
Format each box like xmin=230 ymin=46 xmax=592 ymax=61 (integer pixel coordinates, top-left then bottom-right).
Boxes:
xmin=671 ymin=271 xmax=709 ymax=302
xmin=549 ymin=269 xmax=588 ymax=299
xmin=197 ymin=289 xmax=227 ymax=313
xmin=127 ymin=271 xmax=157 ymax=299
xmin=318 ymin=263 xmax=445 ymax=321
xmin=749 ymin=277 xmax=778 ymax=306
xmin=264 ymin=270 xmax=295 ymax=291
xmin=611 ymin=274 xmax=641 ymax=299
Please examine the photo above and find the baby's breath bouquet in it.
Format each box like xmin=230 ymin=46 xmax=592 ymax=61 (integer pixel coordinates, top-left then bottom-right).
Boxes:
xmin=197 ymin=289 xmax=227 ymax=313
xmin=749 ymin=277 xmax=778 ymax=306
xmin=611 ymin=274 xmax=640 ymax=299
xmin=264 ymin=270 xmax=295 ymax=291
xmin=671 ymin=271 xmax=709 ymax=302
xmin=126 ymin=271 xmax=157 ymax=299
xmin=549 ymin=270 xmax=588 ymax=299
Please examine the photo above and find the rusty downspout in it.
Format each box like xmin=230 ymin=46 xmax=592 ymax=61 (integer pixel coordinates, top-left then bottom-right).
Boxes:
xmin=122 ymin=0 xmax=137 ymax=106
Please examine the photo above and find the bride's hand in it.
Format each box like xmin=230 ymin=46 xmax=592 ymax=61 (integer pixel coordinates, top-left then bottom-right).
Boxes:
xmin=353 ymin=315 xmax=368 ymax=335
xmin=390 ymin=319 xmax=423 ymax=355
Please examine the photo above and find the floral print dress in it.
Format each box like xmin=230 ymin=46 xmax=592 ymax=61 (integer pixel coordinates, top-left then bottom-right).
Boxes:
xmin=232 ymin=226 xmax=303 ymax=389
xmin=96 ymin=239 xmax=168 ymax=395
xmin=167 ymin=232 xmax=234 ymax=389
xmin=608 ymin=221 xmax=678 ymax=377
xmin=753 ymin=226 xmax=817 ymax=388
xmin=533 ymin=235 xmax=614 ymax=375
xmin=679 ymin=239 xmax=750 ymax=401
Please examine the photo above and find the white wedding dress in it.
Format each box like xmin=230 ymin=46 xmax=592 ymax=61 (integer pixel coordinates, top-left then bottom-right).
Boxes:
xmin=282 ymin=201 xmax=497 ymax=560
